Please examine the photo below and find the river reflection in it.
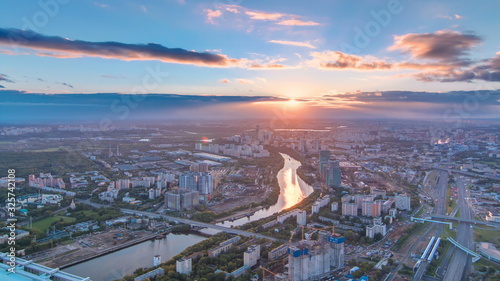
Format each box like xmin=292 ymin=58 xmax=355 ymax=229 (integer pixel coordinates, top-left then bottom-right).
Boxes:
xmin=64 ymin=233 xmax=207 ymax=281
xmin=217 ymin=153 xmax=314 ymax=227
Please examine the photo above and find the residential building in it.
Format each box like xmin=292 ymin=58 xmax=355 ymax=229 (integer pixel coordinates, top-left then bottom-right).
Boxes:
xmin=395 ymin=194 xmax=411 ymax=211
xmin=243 ymin=245 xmax=261 ymax=267
xmin=176 ymin=258 xmax=192 ymax=275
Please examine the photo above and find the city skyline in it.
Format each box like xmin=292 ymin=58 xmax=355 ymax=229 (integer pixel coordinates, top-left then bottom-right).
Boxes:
xmin=1 ymin=1 xmax=500 ymax=121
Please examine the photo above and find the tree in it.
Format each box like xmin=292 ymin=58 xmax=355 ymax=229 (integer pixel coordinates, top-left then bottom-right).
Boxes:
xmin=344 ymin=230 xmax=354 ymax=242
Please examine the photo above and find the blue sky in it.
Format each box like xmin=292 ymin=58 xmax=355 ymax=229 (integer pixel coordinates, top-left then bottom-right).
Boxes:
xmin=1 ymin=0 xmax=500 ymax=121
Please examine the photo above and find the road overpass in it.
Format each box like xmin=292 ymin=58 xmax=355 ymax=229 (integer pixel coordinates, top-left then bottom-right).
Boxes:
xmin=120 ymin=209 xmax=283 ymax=242
xmin=430 ymin=214 xmax=500 ymax=228
xmin=77 ymin=199 xmax=283 ymax=242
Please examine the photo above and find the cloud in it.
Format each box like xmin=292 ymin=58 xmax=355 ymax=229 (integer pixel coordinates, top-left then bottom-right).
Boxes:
xmin=94 ymin=2 xmax=110 ymax=8
xmin=269 ymin=40 xmax=316 ymax=49
xmin=0 ymin=85 xmax=4 ymax=88
xmin=60 ymin=82 xmax=74 ymax=88
xmin=308 ymin=51 xmax=393 ymax=70
xmin=0 ymin=27 xmax=240 ymax=67
xmin=236 ymin=78 xmax=255 ymax=85
xmin=203 ymin=9 xmax=222 ymax=24
xmin=414 ymin=53 xmax=500 ymax=82
xmin=245 ymin=11 xmax=284 ymax=21
xmin=389 ymin=30 xmax=482 ymax=66
xmin=207 ymin=4 xmax=319 ymax=27
xmin=0 ymin=74 xmax=14 ymax=83
xmin=437 ymin=14 xmax=463 ymax=20
xmin=276 ymin=19 xmax=320 ymax=26
xmin=256 ymin=77 xmax=267 ymax=83
xmin=218 ymin=79 xmax=230 ymax=84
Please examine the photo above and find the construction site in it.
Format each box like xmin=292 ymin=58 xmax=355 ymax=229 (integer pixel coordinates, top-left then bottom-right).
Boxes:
xmin=261 ymin=226 xmax=345 ymax=281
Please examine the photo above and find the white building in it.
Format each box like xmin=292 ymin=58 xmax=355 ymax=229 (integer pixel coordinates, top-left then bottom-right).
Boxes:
xmin=176 ymin=258 xmax=192 ymax=275
xmin=311 ymin=202 xmax=321 ymax=214
xmin=153 ymin=255 xmax=161 ymax=267
xmin=395 ymin=194 xmax=411 ymax=211
xmin=243 ymin=245 xmax=261 ymax=267
xmin=342 ymin=202 xmax=357 ymax=216
xmin=297 ymin=210 xmax=307 ymax=226
xmin=366 ymin=223 xmax=386 ymax=239
xmin=331 ymin=202 xmax=338 ymax=212
xmin=148 ymin=188 xmax=156 ymax=200
xmin=389 ymin=208 xmax=397 ymax=218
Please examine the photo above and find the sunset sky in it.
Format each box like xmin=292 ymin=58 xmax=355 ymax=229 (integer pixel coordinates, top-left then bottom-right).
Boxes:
xmin=1 ymin=0 xmax=500 ymax=121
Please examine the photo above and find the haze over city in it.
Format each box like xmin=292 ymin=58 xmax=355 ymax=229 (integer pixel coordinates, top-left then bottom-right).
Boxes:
xmin=1 ymin=1 xmax=500 ymax=281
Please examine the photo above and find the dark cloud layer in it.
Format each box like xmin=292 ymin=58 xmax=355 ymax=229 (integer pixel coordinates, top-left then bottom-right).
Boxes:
xmin=0 ymin=28 xmax=233 ymax=67
xmin=415 ymin=53 xmax=500 ymax=82
xmin=0 ymin=73 xmax=13 ymax=83
xmin=390 ymin=30 xmax=482 ymax=66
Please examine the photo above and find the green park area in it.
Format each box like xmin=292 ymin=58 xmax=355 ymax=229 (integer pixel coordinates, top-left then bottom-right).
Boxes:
xmin=30 ymin=216 xmax=76 ymax=233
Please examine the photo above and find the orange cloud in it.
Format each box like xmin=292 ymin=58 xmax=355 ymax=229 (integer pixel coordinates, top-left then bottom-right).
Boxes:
xmin=245 ymin=11 xmax=284 ymax=21
xmin=277 ymin=19 xmax=320 ymax=26
xmin=308 ymin=51 xmax=393 ymax=70
xmin=204 ymin=9 xmax=222 ymax=24
xmin=208 ymin=4 xmax=319 ymax=27
xmin=236 ymin=78 xmax=255 ymax=85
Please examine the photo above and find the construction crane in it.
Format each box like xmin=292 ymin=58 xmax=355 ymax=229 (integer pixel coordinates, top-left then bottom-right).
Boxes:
xmin=260 ymin=266 xmax=278 ymax=280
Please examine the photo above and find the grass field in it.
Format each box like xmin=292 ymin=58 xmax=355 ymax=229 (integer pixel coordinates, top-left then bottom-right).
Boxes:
xmin=474 ymin=228 xmax=500 ymax=246
xmin=30 ymin=216 xmax=76 ymax=233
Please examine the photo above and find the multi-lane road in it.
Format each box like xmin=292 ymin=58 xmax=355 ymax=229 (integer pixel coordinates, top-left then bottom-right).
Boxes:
xmin=414 ymin=170 xmax=448 ymax=281
xmin=443 ymin=178 xmax=474 ymax=281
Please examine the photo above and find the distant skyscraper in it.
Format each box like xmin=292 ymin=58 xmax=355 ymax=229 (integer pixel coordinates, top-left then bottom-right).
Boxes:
xmin=319 ymin=150 xmax=331 ymax=179
xmin=197 ymin=173 xmax=214 ymax=195
xmin=326 ymin=160 xmax=341 ymax=188
xmin=179 ymin=172 xmax=198 ymax=190
xmin=198 ymin=163 xmax=209 ymax=173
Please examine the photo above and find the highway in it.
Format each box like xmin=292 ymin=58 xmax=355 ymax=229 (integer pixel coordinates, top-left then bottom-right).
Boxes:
xmin=77 ymin=199 xmax=283 ymax=242
xmin=413 ymin=170 xmax=448 ymax=281
xmin=443 ymin=178 xmax=474 ymax=281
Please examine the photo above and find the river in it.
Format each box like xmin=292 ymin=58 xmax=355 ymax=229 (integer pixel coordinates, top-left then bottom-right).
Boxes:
xmin=65 ymin=153 xmax=313 ymax=281
xmin=217 ymin=153 xmax=314 ymax=227
xmin=64 ymin=233 xmax=207 ymax=281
